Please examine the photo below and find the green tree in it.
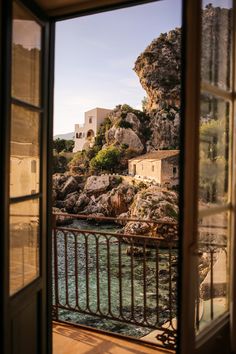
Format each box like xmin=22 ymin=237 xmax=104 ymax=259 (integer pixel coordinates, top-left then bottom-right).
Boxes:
xmin=90 ymin=146 xmax=121 ymax=172
xmin=65 ymin=139 xmax=74 ymax=152
xmin=68 ymin=151 xmax=88 ymax=174
xmin=53 ymin=138 xmax=66 ymax=154
xmin=115 ymin=119 xmax=133 ymax=129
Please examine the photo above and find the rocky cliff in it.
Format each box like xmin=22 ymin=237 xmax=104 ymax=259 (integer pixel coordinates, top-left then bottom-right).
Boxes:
xmin=133 ymin=4 xmax=232 ymax=151
xmin=134 ymin=29 xmax=181 ymax=112
xmin=134 ymin=28 xmax=181 ymax=151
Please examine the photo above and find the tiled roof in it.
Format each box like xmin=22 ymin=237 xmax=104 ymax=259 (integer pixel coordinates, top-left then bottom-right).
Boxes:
xmin=129 ymin=150 xmax=179 ymax=161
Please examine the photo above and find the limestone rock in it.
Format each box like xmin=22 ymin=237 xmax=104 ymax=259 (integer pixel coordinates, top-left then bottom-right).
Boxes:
xmin=64 ymin=191 xmax=80 ymax=213
xmin=134 ymin=28 xmax=181 ymax=150
xmin=125 ymin=112 xmax=141 ymax=133
xmin=147 ymin=108 xmax=180 ymax=151
xmin=59 ymin=176 xmax=79 ymax=199
xmin=106 ymin=126 xmax=144 ymax=153
xmin=100 ymin=182 xmax=137 ymax=216
xmin=84 ymin=175 xmax=111 ymax=194
xmin=123 ymin=187 xmax=178 ymax=240
xmin=81 ymin=182 xmax=137 ymax=217
xmin=73 ymin=193 xmax=90 ymax=213
xmin=134 ymin=28 xmax=181 ymax=112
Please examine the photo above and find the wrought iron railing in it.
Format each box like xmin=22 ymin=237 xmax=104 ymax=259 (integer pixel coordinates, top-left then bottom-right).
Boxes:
xmin=52 ymin=213 xmax=178 ymax=350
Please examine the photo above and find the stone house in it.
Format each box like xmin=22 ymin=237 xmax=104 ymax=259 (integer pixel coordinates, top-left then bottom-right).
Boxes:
xmin=128 ymin=150 xmax=179 ymax=186
xmin=73 ymin=107 xmax=112 ymax=152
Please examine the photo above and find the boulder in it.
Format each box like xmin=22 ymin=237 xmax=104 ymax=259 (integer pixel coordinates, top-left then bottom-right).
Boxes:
xmin=59 ymin=176 xmax=79 ymax=199
xmin=73 ymin=193 xmax=90 ymax=213
xmin=64 ymin=191 xmax=80 ymax=213
xmin=100 ymin=183 xmax=137 ymax=216
xmin=81 ymin=182 xmax=137 ymax=217
xmin=53 ymin=173 xmax=67 ymax=188
xmin=84 ymin=175 xmax=111 ymax=194
xmin=123 ymin=187 xmax=178 ymax=240
xmin=107 ymin=183 xmax=137 ymax=216
xmin=106 ymin=127 xmax=144 ymax=153
xmin=81 ymin=200 xmax=105 ymax=215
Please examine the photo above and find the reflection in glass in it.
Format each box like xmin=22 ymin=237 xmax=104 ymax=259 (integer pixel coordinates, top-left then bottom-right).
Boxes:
xmin=199 ymin=95 xmax=229 ymax=208
xmin=10 ymin=199 xmax=39 ymax=295
xmin=10 ymin=104 xmax=40 ymax=198
xmin=201 ymin=1 xmax=232 ymax=90
xmin=12 ymin=1 xmax=41 ymax=106
xmin=196 ymin=212 xmax=228 ymax=331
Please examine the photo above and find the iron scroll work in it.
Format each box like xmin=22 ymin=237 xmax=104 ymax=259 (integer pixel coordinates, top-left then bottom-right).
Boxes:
xmin=156 ymin=327 xmax=177 ymax=350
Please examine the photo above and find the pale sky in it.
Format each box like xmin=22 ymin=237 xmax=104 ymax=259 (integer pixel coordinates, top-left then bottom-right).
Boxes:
xmin=54 ymin=0 xmax=182 ymax=135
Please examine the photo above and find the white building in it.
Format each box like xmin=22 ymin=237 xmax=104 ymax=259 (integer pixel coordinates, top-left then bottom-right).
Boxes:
xmin=73 ymin=107 xmax=112 ymax=152
xmin=128 ymin=150 xmax=179 ymax=186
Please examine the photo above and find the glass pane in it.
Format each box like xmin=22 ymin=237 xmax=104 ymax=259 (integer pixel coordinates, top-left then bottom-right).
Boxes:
xmin=10 ymin=104 xmax=40 ymax=198
xmin=199 ymin=95 xmax=230 ymax=209
xmin=10 ymin=199 xmax=40 ymax=295
xmin=201 ymin=1 xmax=233 ymax=90
xmin=12 ymin=1 xmax=41 ymax=106
xmin=196 ymin=212 xmax=228 ymax=332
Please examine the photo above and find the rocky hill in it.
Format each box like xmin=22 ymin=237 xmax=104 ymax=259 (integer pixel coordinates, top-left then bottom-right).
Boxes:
xmin=134 ymin=28 xmax=181 ymax=151
xmin=134 ymin=29 xmax=181 ymax=112
xmin=93 ymin=28 xmax=181 ymax=153
xmin=100 ymin=104 xmax=151 ymax=154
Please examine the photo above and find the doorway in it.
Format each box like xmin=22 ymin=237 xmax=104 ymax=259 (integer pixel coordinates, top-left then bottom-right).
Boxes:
xmin=52 ymin=0 xmax=182 ymax=351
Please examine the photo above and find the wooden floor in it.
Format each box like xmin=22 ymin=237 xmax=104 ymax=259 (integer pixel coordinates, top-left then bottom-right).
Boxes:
xmin=53 ymin=322 xmax=174 ymax=354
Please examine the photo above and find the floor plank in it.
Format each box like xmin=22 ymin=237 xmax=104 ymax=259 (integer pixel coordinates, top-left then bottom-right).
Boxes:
xmin=53 ymin=322 xmax=174 ymax=354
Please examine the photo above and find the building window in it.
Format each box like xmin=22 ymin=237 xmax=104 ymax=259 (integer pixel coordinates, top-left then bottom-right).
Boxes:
xmin=142 ymin=164 xmax=143 ymax=170
xmin=152 ymin=165 xmax=154 ymax=172
xmin=76 ymin=132 xmax=79 ymax=138
xmin=89 ymin=116 xmax=93 ymax=124
xmin=173 ymin=166 xmax=177 ymax=175
xmin=31 ymin=160 xmax=36 ymax=173
xmin=78 ymin=132 xmax=82 ymax=138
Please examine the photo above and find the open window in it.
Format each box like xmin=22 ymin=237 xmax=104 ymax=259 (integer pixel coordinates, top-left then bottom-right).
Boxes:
xmin=2 ymin=1 xmax=236 ymax=354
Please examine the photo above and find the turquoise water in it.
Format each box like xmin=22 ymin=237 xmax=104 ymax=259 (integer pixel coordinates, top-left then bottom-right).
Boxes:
xmin=53 ymin=220 xmax=177 ymax=338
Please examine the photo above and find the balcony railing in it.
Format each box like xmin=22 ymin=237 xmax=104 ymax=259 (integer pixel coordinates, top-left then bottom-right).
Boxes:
xmin=52 ymin=213 xmax=178 ymax=350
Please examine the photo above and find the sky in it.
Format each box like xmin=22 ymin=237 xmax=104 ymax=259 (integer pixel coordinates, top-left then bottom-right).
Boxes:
xmin=54 ymin=0 xmax=182 ymax=135
xmin=202 ymin=0 xmax=232 ymax=7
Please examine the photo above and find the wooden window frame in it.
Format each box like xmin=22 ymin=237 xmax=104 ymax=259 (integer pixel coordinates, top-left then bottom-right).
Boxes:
xmin=3 ymin=0 xmax=236 ymax=353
